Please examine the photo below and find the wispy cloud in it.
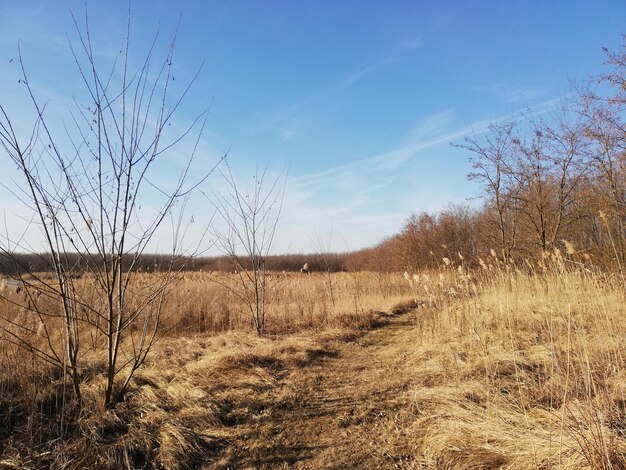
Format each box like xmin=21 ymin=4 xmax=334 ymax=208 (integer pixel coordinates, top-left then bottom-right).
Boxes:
xmin=403 ymin=38 xmax=424 ymax=51
xmin=407 ymin=109 xmax=455 ymax=139
xmin=339 ymin=36 xmax=423 ymax=91
xmin=338 ymin=55 xmax=396 ymax=90
xmin=282 ymin=95 xmax=564 ymax=250
xmin=285 ymin=111 xmax=475 ymax=237
xmin=254 ymin=37 xmax=423 ymax=139
xmin=472 ymin=82 xmax=545 ymax=104
xmin=291 ymin=107 xmax=477 ymax=184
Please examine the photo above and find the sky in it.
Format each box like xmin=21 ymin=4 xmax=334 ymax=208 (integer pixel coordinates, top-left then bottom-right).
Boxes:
xmin=0 ymin=1 xmax=625 ymax=255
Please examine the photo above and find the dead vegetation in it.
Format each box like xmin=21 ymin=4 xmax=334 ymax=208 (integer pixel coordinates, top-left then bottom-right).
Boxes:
xmin=206 ymin=253 xmax=626 ymax=469
xmin=0 ymin=271 xmax=416 ymax=468
xmin=402 ymin=253 xmax=626 ymax=469
xmin=1 ymin=254 xmax=625 ymax=468
xmin=165 ymin=271 xmax=414 ymax=335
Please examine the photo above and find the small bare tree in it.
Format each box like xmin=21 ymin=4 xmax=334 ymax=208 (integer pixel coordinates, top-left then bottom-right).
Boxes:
xmin=577 ymin=43 xmax=626 ymax=263
xmin=454 ymin=121 xmax=520 ymax=262
xmin=209 ymin=162 xmax=286 ymax=335
xmin=0 ymin=10 xmax=217 ymax=407
xmin=311 ymin=228 xmax=336 ymax=307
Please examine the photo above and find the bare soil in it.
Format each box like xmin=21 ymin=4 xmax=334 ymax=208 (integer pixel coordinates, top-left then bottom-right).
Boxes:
xmin=215 ymin=308 xmax=421 ymax=469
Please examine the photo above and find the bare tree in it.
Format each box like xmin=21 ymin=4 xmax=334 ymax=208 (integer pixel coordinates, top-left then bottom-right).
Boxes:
xmin=0 ymin=10 xmax=217 ymax=407
xmin=509 ymin=112 xmax=589 ymax=254
xmin=577 ymin=47 xmax=626 ymax=263
xmin=311 ymin=229 xmax=336 ymax=307
xmin=209 ymin=162 xmax=286 ymax=335
xmin=540 ymin=107 xmax=591 ymax=247
xmin=455 ymin=121 xmax=519 ymax=262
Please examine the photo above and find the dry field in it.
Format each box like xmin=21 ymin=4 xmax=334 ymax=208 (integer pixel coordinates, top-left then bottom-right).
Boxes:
xmin=163 ymin=270 xmax=417 ymax=335
xmin=0 ymin=270 xmax=417 ymax=468
xmin=404 ymin=258 xmax=626 ymax=468
xmin=1 ymin=256 xmax=625 ymax=468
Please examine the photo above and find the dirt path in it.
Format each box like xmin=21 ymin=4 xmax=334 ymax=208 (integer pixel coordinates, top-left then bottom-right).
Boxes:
xmin=220 ymin=309 xmax=422 ymax=469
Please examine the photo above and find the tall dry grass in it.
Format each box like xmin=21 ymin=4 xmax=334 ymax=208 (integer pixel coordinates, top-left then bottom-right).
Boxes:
xmin=2 ymin=258 xmax=625 ymax=468
xmin=0 ymin=270 xmax=417 ymax=468
xmin=164 ymin=271 xmax=416 ymax=335
xmin=404 ymin=250 xmax=626 ymax=468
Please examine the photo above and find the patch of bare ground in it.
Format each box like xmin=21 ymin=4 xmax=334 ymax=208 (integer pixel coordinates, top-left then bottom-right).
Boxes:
xmin=214 ymin=306 xmax=422 ymax=469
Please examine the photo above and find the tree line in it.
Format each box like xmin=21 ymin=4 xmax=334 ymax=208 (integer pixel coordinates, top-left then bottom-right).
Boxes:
xmin=348 ymin=39 xmax=626 ymax=272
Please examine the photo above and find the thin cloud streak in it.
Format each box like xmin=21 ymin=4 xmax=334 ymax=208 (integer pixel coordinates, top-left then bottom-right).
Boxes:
xmin=292 ymin=93 xmax=562 ymax=191
xmin=285 ymin=95 xmax=564 ymax=249
xmin=472 ymin=82 xmax=546 ymax=104
xmin=292 ymin=119 xmax=484 ymax=189
xmin=254 ymin=37 xmax=423 ymax=138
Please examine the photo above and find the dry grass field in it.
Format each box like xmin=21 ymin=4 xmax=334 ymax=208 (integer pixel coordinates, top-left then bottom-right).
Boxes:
xmin=0 ymin=270 xmax=417 ymax=468
xmin=1 ymin=254 xmax=625 ymax=468
xmin=163 ymin=270 xmax=417 ymax=335
xmin=404 ymin=257 xmax=626 ymax=468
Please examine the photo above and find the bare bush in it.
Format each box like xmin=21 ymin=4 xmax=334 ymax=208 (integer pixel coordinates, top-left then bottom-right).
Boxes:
xmin=208 ymin=163 xmax=286 ymax=335
xmin=0 ymin=10 xmax=217 ymax=408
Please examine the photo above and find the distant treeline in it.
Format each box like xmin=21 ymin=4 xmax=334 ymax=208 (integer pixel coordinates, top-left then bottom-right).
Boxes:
xmin=0 ymin=252 xmax=354 ymax=276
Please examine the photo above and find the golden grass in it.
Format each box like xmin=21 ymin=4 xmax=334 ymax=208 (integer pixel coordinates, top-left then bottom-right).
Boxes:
xmin=403 ymin=260 xmax=626 ymax=468
xmin=0 ymin=271 xmax=417 ymax=468
xmin=1 ymin=262 xmax=625 ymax=468
xmin=163 ymin=270 xmax=416 ymax=334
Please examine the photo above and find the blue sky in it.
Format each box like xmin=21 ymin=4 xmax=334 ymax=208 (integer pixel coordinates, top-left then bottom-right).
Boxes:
xmin=1 ymin=1 xmax=625 ymax=254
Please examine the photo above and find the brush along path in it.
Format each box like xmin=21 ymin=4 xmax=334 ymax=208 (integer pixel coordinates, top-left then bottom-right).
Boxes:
xmin=220 ymin=307 xmax=422 ymax=469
